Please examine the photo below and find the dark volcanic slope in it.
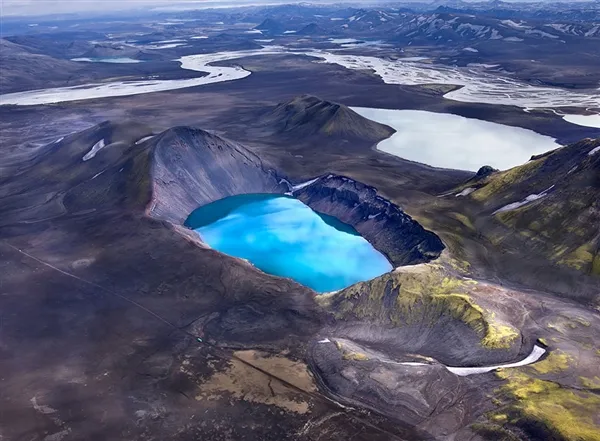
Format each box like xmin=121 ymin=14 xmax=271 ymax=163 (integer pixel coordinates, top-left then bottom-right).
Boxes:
xmin=0 ymin=38 xmax=77 ymax=93
xmin=258 ymin=94 xmax=395 ymax=141
xmin=2 ymin=119 xmax=599 ymax=441
xmin=0 ymin=119 xmax=440 ymax=268
xmin=0 ymin=119 xmax=455 ymax=441
xmin=0 ymin=121 xmax=288 ymax=227
xmin=149 ymin=127 xmax=288 ymax=223
xmin=311 ymin=263 xmax=600 ymax=441
xmin=0 ymin=121 xmax=330 ymax=441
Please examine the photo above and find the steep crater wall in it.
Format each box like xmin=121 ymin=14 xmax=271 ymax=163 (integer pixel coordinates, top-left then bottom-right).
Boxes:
xmin=145 ymin=128 xmax=444 ymax=269
xmin=293 ymin=175 xmax=445 ymax=267
xmin=149 ymin=127 xmax=288 ymax=224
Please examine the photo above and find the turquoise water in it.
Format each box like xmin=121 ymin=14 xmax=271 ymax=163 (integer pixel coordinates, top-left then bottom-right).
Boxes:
xmin=185 ymin=194 xmax=392 ymax=292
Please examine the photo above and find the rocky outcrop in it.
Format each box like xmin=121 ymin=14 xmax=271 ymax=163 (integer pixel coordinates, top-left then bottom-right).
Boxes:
xmin=296 ymin=23 xmax=326 ymax=35
xmin=293 ymin=175 xmax=445 ymax=266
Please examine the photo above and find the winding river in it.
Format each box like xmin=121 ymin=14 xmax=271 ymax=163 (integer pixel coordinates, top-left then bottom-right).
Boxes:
xmin=1 ymin=45 xmax=599 ymax=112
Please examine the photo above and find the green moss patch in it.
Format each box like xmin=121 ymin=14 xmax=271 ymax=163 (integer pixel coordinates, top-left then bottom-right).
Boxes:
xmin=472 ymin=159 xmax=545 ymax=202
xmin=495 ymin=370 xmax=600 ymax=441
xmin=332 ymin=266 xmax=519 ymax=349
xmin=530 ymin=350 xmax=572 ymax=374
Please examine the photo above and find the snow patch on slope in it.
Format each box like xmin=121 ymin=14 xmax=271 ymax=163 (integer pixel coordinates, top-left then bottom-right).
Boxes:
xmin=447 ymin=345 xmax=547 ymax=376
xmin=83 ymin=139 xmax=106 ymax=161
xmin=588 ymin=146 xmax=600 ymax=156
xmin=456 ymin=187 xmax=476 ymax=197
xmin=493 ymin=185 xmax=555 ymax=214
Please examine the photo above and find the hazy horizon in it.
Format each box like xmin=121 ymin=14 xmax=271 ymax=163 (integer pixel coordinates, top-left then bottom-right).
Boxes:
xmin=1 ymin=0 xmax=596 ymax=18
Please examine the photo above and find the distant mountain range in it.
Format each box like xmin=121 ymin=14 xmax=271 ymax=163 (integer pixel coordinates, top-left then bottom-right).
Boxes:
xmin=248 ymin=5 xmax=599 ymax=43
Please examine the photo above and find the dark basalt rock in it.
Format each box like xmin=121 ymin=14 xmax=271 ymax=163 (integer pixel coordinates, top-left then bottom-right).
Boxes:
xmin=475 ymin=165 xmax=498 ymax=178
xmin=293 ymin=175 xmax=445 ymax=266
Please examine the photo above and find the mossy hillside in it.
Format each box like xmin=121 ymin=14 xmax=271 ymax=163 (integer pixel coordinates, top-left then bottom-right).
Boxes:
xmin=447 ymin=139 xmax=600 ymax=292
xmin=471 ymin=158 xmax=546 ymax=202
xmin=580 ymin=377 xmax=600 ymax=391
xmin=450 ymin=212 xmax=476 ymax=231
xmin=493 ymin=369 xmax=600 ymax=441
xmin=328 ymin=265 xmax=519 ymax=349
xmin=530 ymin=350 xmax=573 ymax=374
xmin=342 ymin=351 xmax=369 ymax=361
xmin=491 ymin=188 xmax=599 ymax=268
xmin=471 ymin=422 xmax=522 ymax=441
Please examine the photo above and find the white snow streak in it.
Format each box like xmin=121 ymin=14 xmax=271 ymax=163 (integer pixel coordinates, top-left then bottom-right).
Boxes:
xmin=291 ymin=177 xmax=320 ymax=191
xmin=376 ymin=345 xmax=547 ymax=376
xmin=456 ymin=187 xmax=476 ymax=197
xmin=446 ymin=345 xmax=547 ymax=376
xmin=588 ymin=146 xmax=600 ymax=156
xmin=493 ymin=185 xmax=555 ymax=214
xmin=83 ymin=139 xmax=106 ymax=161
xmin=135 ymin=135 xmax=155 ymax=145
